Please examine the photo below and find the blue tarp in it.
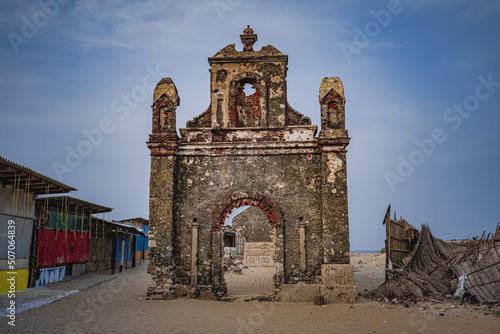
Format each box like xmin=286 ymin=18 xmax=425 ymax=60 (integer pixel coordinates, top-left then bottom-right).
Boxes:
xmin=135 ymin=225 xmax=149 ymax=251
xmin=114 ymin=232 xmax=131 ymax=263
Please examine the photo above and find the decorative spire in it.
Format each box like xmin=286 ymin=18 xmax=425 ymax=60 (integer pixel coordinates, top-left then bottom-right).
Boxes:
xmin=240 ymin=25 xmax=257 ymax=52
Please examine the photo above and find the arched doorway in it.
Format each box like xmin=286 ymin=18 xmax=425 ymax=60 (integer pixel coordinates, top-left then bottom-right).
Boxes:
xmin=211 ymin=190 xmax=284 ymax=296
xmin=222 ymin=205 xmax=275 ymax=296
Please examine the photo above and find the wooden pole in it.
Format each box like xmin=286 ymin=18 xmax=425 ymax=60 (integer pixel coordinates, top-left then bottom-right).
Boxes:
xmin=120 ymin=235 xmax=125 ymax=272
xmin=111 ymin=232 xmax=117 ymax=275
xmin=384 ymin=204 xmax=391 ymax=281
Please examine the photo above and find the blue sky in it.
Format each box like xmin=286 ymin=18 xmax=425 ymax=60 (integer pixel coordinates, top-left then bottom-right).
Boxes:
xmin=1 ymin=0 xmax=499 ymax=250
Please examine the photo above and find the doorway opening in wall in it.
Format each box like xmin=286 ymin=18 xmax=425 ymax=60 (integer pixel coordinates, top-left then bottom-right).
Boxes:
xmin=222 ymin=205 xmax=276 ymax=296
xmin=65 ymin=262 xmax=74 ymax=276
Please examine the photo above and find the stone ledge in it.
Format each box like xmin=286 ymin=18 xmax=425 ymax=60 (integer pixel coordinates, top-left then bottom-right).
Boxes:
xmin=276 ymin=284 xmax=320 ymax=302
xmin=321 ymin=264 xmax=354 ymax=286
xmin=276 ymin=284 xmax=357 ymax=303
xmin=320 ymin=285 xmax=357 ymax=304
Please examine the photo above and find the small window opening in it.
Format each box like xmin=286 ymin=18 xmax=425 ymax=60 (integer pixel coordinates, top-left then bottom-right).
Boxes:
xmin=243 ymin=83 xmax=256 ymax=96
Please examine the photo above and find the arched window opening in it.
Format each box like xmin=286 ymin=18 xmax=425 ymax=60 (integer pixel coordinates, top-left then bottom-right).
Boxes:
xmin=236 ymin=79 xmax=261 ymax=127
xmin=242 ymin=83 xmax=256 ymax=96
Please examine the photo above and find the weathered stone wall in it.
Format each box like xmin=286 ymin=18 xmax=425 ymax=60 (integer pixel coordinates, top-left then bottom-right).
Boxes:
xmin=147 ymin=156 xmax=176 ymax=291
xmin=146 ymin=27 xmax=352 ymax=300
xmin=172 ymin=153 xmax=324 ymax=285
xmin=209 ymin=56 xmax=287 ymax=128
xmin=320 ymin=151 xmax=350 ymax=264
xmin=232 ymin=206 xmax=271 ymax=242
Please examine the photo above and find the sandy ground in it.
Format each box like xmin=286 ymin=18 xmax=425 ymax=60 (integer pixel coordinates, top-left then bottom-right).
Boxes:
xmin=351 ymin=252 xmax=386 ymax=298
xmin=2 ymin=253 xmax=499 ymax=333
xmin=225 ymin=253 xmax=385 ymax=297
xmin=226 ymin=267 xmax=275 ymax=296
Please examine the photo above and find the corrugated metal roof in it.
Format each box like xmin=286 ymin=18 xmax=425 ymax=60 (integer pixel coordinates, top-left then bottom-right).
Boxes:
xmin=0 ymin=156 xmax=76 ymax=194
xmin=111 ymin=220 xmax=148 ymax=236
xmin=87 ymin=217 xmax=147 ymax=236
xmin=35 ymin=196 xmax=112 ymax=215
xmin=119 ymin=217 xmax=149 ymax=225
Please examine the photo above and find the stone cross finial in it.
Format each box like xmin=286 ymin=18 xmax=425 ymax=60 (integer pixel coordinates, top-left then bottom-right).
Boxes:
xmin=240 ymin=25 xmax=257 ymax=51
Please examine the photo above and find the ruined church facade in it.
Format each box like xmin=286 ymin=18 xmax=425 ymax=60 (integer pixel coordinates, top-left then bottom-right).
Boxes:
xmin=146 ymin=27 xmax=356 ymax=302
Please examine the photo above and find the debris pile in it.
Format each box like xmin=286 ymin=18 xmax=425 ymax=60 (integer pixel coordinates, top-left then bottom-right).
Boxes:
xmin=223 ymin=250 xmax=247 ymax=274
xmin=370 ymin=209 xmax=500 ymax=303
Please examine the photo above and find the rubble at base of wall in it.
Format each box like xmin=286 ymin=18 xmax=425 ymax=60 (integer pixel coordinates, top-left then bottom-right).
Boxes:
xmin=146 ymin=284 xmax=228 ymax=301
xmin=223 ymin=252 xmax=247 ymax=274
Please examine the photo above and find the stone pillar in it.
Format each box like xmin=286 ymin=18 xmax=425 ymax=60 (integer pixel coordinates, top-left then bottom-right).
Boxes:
xmin=298 ymin=221 xmax=306 ymax=272
xmin=190 ymin=221 xmax=199 ymax=285
xmin=320 ymin=264 xmax=357 ymax=303
xmin=211 ymin=229 xmax=227 ymax=296
xmin=147 ymin=78 xmax=179 ymax=295
xmin=273 ymin=226 xmax=285 ymax=288
xmin=147 ymin=155 xmax=176 ymax=289
xmin=320 ymin=149 xmax=350 ymax=264
xmin=318 ymin=77 xmax=350 ymax=265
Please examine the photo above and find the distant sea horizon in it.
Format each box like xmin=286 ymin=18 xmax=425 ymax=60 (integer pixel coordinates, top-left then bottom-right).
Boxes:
xmin=351 ymin=250 xmax=381 ymax=253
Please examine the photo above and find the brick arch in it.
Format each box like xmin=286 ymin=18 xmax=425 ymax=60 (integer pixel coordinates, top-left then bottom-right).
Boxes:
xmin=212 ymin=190 xmax=283 ymax=231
